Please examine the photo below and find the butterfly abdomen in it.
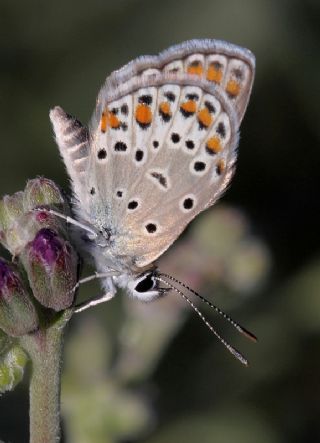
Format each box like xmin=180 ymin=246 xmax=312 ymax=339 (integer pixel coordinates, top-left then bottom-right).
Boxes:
xmin=50 ymin=107 xmax=90 ymax=198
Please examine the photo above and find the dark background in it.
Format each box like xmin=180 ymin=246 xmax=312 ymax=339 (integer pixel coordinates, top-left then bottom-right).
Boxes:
xmin=1 ymin=0 xmax=320 ymax=442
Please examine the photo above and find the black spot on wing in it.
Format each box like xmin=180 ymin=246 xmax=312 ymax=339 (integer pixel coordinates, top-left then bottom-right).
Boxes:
xmin=164 ymin=91 xmax=176 ymax=102
xmin=185 ymin=140 xmax=195 ymax=150
xmin=171 ymin=133 xmax=180 ymax=143
xmin=204 ymin=101 xmax=215 ymax=114
xmin=128 ymin=200 xmax=138 ymax=210
xmin=146 ymin=223 xmax=157 ymax=233
xmin=139 ymin=95 xmax=153 ymax=105
xmin=186 ymin=93 xmax=199 ymax=101
xmin=183 ymin=198 xmax=194 ymax=210
xmin=194 ymin=161 xmax=206 ymax=171
xmin=135 ymin=149 xmax=144 ymax=162
xmin=216 ymin=122 xmax=226 ymax=138
xmin=121 ymin=104 xmax=129 ymax=115
xmin=150 ymin=172 xmax=168 ymax=188
xmin=114 ymin=141 xmax=127 ymax=152
xmin=97 ymin=149 xmax=107 ymax=159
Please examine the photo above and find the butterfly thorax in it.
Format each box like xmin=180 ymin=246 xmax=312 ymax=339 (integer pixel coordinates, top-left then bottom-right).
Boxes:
xmin=72 ymin=202 xmax=139 ymax=271
xmin=71 ymin=203 xmax=162 ymax=300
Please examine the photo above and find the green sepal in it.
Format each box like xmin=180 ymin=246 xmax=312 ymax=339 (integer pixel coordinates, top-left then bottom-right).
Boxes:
xmin=0 ymin=331 xmax=28 ymax=394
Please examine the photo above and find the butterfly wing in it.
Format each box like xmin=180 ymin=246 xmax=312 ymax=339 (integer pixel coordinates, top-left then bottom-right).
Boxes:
xmin=86 ymin=80 xmax=240 ymax=268
xmin=51 ymin=40 xmax=255 ymax=270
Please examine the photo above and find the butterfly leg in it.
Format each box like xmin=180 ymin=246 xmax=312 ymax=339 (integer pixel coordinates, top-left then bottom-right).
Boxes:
xmin=75 ymin=292 xmax=115 ymax=313
xmin=72 ymin=270 xmax=120 ymax=313
xmin=33 ymin=207 xmax=98 ymax=238
xmin=73 ymin=271 xmax=119 ymax=291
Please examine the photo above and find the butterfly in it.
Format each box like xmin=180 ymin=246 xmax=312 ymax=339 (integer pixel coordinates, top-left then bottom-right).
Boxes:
xmin=49 ymin=39 xmax=256 ymax=364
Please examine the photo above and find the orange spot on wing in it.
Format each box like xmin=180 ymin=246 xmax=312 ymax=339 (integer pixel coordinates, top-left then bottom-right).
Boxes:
xmin=108 ymin=112 xmax=121 ymax=129
xmin=180 ymin=100 xmax=197 ymax=114
xmin=216 ymin=159 xmax=226 ymax=175
xmin=135 ymin=104 xmax=152 ymax=125
xmin=100 ymin=111 xmax=107 ymax=132
xmin=206 ymin=136 xmax=222 ymax=153
xmin=226 ymin=80 xmax=241 ymax=97
xmin=159 ymin=101 xmax=171 ymax=115
xmin=207 ymin=64 xmax=223 ymax=83
xmin=187 ymin=63 xmax=203 ymax=76
xmin=197 ymin=108 xmax=213 ymax=128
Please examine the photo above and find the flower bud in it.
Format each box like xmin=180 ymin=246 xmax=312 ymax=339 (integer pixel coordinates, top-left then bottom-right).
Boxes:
xmin=23 ymin=177 xmax=66 ymax=212
xmin=0 ymin=178 xmax=68 ymax=256
xmin=0 ymin=258 xmax=39 ymax=336
xmin=0 ymin=192 xmax=24 ymax=232
xmin=21 ymin=228 xmax=78 ymax=311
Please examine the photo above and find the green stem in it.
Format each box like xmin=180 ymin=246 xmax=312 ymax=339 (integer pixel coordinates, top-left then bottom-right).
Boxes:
xmin=21 ymin=310 xmax=73 ymax=443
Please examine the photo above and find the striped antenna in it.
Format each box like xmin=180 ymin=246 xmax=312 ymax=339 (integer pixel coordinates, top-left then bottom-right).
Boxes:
xmin=155 ymin=274 xmax=251 ymax=366
xmin=160 ymin=272 xmax=257 ymax=342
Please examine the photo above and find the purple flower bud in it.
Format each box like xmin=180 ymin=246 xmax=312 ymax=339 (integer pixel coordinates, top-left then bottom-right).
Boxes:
xmin=32 ymin=229 xmax=62 ymax=266
xmin=21 ymin=228 xmax=78 ymax=311
xmin=0 ymin=259 xmax=39 ymax=337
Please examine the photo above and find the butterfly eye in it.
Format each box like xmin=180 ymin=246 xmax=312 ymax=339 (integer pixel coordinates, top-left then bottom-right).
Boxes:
xmin=134 ymin=274 xmax=155 ymax=293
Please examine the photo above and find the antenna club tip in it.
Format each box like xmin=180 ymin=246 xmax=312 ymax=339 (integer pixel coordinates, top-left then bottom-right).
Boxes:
xmin=237 ymin=356 xmax=249 ymax=367
xmin=241 ymin=328 xmax=258 ymax=343
xmin=236 ymin=353 xmax=249 ymax=366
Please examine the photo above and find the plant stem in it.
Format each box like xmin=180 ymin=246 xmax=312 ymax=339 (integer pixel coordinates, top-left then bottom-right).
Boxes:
xmin=21 ymin=310 xmax=73 ymax=443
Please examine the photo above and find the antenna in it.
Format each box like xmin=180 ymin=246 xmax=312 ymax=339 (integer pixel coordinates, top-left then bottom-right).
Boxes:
xmin=160 ymin=272 xmax=257 ymax=343
xmin=155 ymin=275 xmax=251 ymax=366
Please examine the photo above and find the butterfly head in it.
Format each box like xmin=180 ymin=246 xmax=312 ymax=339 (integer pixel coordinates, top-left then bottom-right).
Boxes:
xmin=115 ymin=269 xmax=169 ymax=302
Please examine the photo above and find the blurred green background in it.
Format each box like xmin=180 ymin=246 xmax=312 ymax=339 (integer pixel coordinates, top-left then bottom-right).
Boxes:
xmin=1 ymin=0 xmax=320 ymax=442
